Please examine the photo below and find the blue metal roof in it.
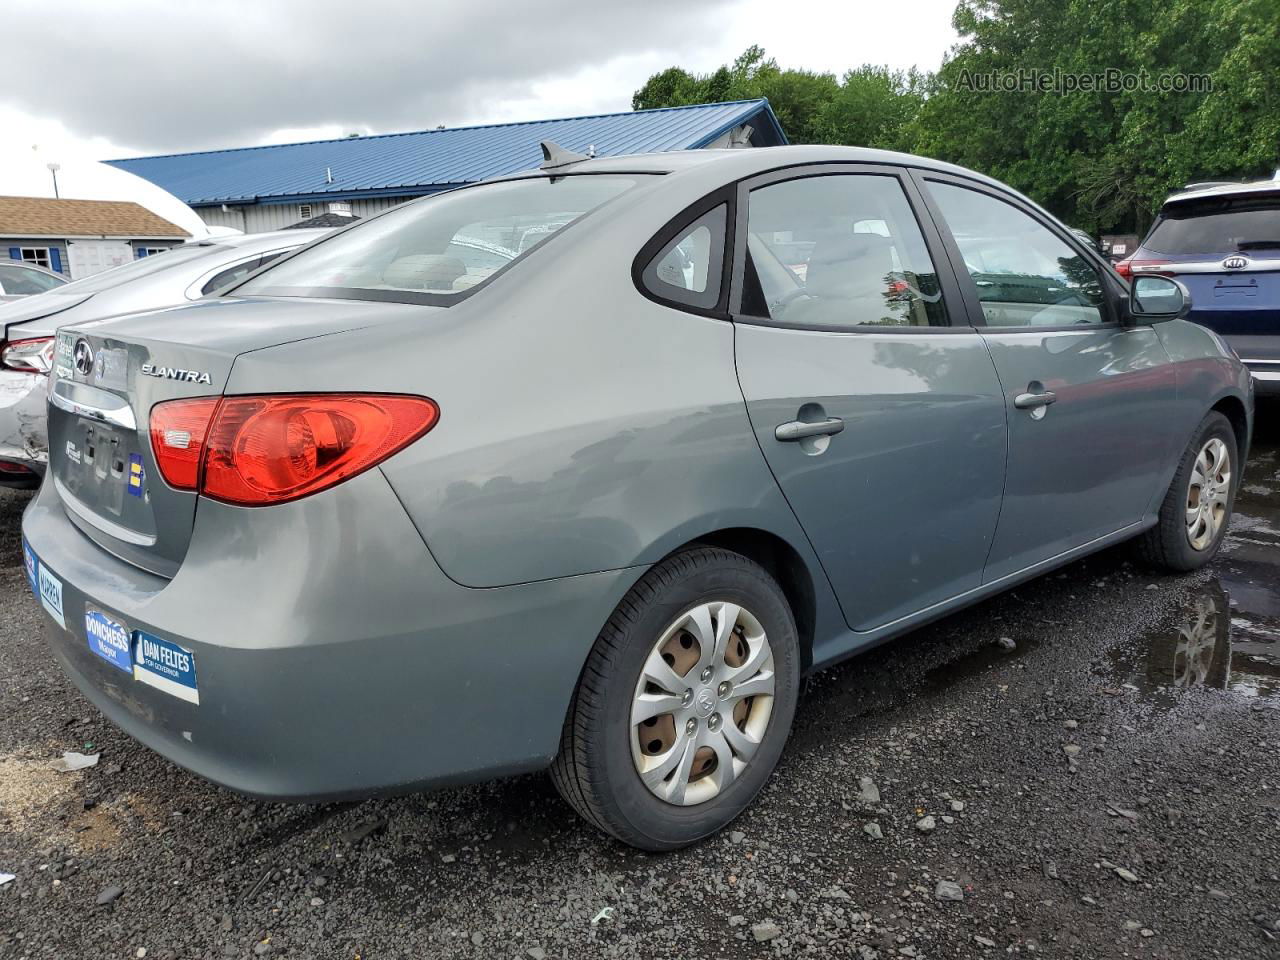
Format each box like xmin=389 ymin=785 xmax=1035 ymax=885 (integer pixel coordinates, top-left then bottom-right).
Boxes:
xmin=107 ymin=100 xmax=786 ymax=207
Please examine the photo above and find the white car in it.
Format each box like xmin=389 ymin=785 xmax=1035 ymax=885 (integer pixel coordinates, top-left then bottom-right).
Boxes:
xmin=0 ymin=230 xmax=328 ymax=486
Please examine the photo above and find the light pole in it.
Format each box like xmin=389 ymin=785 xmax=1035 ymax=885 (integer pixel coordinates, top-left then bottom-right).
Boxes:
xmin=47 ymin=163 xmax=61 ymax=199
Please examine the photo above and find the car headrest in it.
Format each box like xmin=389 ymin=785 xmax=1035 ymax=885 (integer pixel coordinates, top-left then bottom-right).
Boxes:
xmin=804 ymin=234 xmax=894 ymax=297
xmin=382 ymin=255 xmax=467 ymax=291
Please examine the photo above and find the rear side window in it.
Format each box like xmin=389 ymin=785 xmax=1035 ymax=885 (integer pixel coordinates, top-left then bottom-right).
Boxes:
xmin=200 ymin=251 xmax=288 ymax=296
xmin=742 ymin=174 xmax=947 ymax=329
xmin=1145 ymin=197 xmax=1280 ymax=255
xmin=236 ymin=175 xmax=647 ymax=305
xmin=0 ymin=264 xmax=65 ymax=295
xmin=639 ymin=205 xmax=727 ymax=310
xmin=928 ymin=181 xmax=1105 ymax=327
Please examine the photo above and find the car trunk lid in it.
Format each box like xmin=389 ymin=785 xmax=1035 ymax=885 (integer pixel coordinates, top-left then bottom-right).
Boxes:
xmin=47 ymin=296 xmax=419 ymax=576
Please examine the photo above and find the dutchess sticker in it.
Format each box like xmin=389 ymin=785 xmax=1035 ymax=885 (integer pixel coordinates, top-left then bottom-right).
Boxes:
xmin=85 ymin=607 xmax=132 ymax=674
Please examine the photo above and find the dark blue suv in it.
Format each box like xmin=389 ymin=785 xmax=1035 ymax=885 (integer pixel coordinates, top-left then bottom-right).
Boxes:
xmin=1119 ymin=180 xmax=1280 ymax=394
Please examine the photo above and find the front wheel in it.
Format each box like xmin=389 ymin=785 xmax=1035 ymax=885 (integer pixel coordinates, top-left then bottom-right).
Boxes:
xmin=1138 ymin=411 xmax=1237 ymax=571
xmin=551 ymin=546 xmax=800 ymax=850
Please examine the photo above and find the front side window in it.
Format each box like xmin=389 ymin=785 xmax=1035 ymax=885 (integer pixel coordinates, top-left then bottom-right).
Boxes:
xmin=742 ymin=174 xmax=947 ymax=329
xmin=928 ymin=181 xmax=1105 ymax=327
xmin=640 ymin=204 xmax=726 ymax=309
xmin=236 ymin=175 xmax=647 ymax=305
xmin=0 ymin=263 xmax=65 ymax=295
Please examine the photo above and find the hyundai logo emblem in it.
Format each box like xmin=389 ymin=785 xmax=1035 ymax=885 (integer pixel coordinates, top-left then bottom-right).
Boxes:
xmin=1222 ymin=255 xmax=1249 ymax=270
xmin=72 ymin=338 xmax=94 ymax=376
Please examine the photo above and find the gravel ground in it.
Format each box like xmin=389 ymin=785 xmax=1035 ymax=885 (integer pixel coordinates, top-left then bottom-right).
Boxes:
xmin=2 ymin=411 xmax=1279 ymax=960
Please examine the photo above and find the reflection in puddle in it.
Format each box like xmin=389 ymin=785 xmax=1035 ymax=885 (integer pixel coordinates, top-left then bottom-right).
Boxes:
xmin=1106 ymin=579 xmax=1280 ymax=704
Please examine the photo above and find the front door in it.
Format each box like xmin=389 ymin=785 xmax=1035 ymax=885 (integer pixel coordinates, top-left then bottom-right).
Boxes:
xmin=917 ymin=174 xmax=1179 ymax=582
xmin=732 ymin=167 xmax=1008 ymax=632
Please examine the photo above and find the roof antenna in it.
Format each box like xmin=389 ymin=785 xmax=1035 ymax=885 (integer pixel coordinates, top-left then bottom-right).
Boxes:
xmin=540 ymin=140 xmax=591 ymax=170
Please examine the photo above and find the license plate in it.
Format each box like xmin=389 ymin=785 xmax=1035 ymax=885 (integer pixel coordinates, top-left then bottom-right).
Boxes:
xmin=84 ymin=606 xmax=133 ymax=674
xmin=133 ymin=631 xmax=199 ymax=705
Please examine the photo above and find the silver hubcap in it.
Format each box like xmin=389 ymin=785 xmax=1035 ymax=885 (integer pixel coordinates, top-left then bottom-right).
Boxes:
xmin=1186 ymin=437 xmax=1230 ymax=551
xmin=630 ymin=601 xmax=775 ymax=806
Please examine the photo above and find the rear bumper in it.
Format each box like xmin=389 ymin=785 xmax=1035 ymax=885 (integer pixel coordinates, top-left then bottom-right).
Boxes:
xmin=1245 ymin=364 xmax=1280 ymax=396
xmin=0 ymin=368 xmax=48 ymax=484
xmin=22 ymin=466 xmax=641 ymax=801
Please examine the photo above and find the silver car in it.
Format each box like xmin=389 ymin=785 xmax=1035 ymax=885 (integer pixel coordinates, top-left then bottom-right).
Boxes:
xmin=21 ymin=146 xmax=1252 ymax=850
xmin=0 ymin=230 xmax=327 ymax=486
xmin=0 ymin=260 xmax=67 ymax=302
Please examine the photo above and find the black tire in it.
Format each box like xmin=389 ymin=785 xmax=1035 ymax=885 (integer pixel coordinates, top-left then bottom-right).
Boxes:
xmin=550 ymin=545 xmax=800 ymax=851
xmin=1137 ymin=411 xmax=1237 ymax=571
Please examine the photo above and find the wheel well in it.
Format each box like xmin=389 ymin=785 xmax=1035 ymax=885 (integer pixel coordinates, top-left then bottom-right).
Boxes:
xmin=1211 ymin=396 xmax=1249 ymax=461
xmin=687 ymin=528 xmax=817 ymax=670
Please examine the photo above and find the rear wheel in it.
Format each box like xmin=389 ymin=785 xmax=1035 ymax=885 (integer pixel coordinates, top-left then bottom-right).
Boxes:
xmin=551 ymin=546 xmax=799 ymax=850
xmin=1138 ymin=411 xmax=1237 ymax=571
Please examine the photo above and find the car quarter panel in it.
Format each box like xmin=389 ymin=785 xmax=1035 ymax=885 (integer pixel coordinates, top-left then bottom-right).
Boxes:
xmin=23 ymin=465 xmax=647 ymax=798
xmin=226 ymin=176 xmax=824 ymax=593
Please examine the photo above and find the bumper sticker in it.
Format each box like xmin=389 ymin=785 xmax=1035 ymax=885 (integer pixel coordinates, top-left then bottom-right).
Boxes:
xmin=37 ymin=563 xmax=64 ymax=629
xmin=85 ymin=607 xmax=132 ymax=674
xmin=22 ymin=538 xmax=37 ymax=595
xmin=127 ymin=452 xmax=144 ymax=498
xmin=133 ymin=631 xmax=199 ymax=705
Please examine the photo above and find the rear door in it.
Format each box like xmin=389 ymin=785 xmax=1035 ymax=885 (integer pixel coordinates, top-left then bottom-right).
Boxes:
xmin=730 ymin=165 xmax=1008 ymax=632
xmin=916 ymin=173 xmax=1179 ymax=582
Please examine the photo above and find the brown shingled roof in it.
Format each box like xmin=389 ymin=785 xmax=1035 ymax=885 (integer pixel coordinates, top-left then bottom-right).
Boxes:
xmin=0 ymin=195 xmax=189 ymax=239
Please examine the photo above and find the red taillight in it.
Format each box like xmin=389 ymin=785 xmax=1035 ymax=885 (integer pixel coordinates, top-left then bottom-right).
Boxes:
xmin=1 ymin=336 xmax=56 ymax=374
xmin=1117 ymin=258 xmax=1172 ymax=279
xmin=149 ymin=394 xmax=438 ymax=505
xmin=149 ymin=397 xmax=220 ymax=490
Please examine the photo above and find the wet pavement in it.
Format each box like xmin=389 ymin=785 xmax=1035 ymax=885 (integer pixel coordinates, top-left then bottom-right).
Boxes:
xmin=2 ymin=406 xmax=1280 ymax=959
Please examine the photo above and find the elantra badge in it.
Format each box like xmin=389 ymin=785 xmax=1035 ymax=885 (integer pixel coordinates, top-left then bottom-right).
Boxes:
xmin=141 ymin=363 xmax=212 ymax=385
xmin=1222 ymin=255 xmax=1249 ymax=270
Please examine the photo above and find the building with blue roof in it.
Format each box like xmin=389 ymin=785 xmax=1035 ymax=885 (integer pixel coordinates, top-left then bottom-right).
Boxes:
xmin=107 ymin=100 xmax=786 ymax=234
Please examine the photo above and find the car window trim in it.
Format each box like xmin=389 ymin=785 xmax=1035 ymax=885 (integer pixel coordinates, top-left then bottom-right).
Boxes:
xmin=911 ymin=170 xmax=1125 ymax=332
xmin=726 ymin=163 xmax=973 ymax=335
xmin=631 ymin=185 xmax=736 ymax=319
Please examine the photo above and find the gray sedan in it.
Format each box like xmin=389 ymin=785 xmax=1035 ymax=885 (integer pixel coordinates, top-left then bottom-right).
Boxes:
xmin=0 ymin=230 xmax=327 ymax=486
xmin=21 ymin=145 xmax=1252 ymax=850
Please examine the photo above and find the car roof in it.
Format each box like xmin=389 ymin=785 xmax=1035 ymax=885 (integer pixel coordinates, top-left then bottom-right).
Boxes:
xmin=1163 ymin=178 xmax=1280 ymax=208
xmin=186 ymin=228 xmax=328 ymax=250
xmin=0 ymin=259 xmax=66 ymax=280
xmin=490 ymin=144 xmax=1010 ymax=190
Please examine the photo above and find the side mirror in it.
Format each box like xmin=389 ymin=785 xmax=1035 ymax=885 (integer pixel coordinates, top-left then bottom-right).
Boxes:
xmin=1128 ymin=275 xmax=1191 ymax=324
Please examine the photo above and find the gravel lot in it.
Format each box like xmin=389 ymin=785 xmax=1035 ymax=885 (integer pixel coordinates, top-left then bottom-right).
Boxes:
xmin=2 ymin=410 xmax=1279 ymax=960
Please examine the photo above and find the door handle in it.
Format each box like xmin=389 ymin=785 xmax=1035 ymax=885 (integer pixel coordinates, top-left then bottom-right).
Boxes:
xmin=775 ymin=417 xmax=845 ymax=442
xmin=1013 ymin=390 xmax=1057 ymax=410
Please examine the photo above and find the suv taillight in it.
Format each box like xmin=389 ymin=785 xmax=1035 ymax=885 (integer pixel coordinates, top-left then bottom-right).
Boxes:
xmin=150 ymin=394 xmax=439 ymax=505
xmin=1 ymin=336 xmax=56 ymax=374
xmin=1117 ymin=258 xmax=1172 ymax=279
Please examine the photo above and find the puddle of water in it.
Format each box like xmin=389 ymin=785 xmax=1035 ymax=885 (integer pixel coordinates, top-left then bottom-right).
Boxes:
xmin=1104 ymin=578 xmax=1280 ymax=705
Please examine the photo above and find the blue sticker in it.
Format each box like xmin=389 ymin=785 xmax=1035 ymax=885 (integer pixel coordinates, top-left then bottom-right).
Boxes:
xmin=85 ymin=607 xmax=132 ymax=673
xmin=22 ymin=538 xmax=37 ymax=595
xmin=133 ymin=631 xmax=199 ymax=705
xmin=127 ymin=452 xmax=144 ymax=498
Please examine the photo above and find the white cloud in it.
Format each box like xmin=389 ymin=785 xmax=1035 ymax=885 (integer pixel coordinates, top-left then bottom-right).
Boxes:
xmin=0 ymin=0 xmax=959 ymax=169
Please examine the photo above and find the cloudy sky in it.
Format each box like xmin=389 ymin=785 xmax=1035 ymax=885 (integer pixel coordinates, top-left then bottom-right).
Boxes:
xmin=2 ymin=0 xmax=959 ymax=165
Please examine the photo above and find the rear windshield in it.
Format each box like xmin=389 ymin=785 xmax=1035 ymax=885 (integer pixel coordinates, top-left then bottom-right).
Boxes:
xmin=234 ymin=175 xmax=647 ymax=305
xmin=1145 ymin=196 xmax=1280 ymax=255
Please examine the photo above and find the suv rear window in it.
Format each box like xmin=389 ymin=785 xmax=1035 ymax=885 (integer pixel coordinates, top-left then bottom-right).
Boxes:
xmin=236 ymin=175 xmax=647 ymax=305
xmin=1145 ymin=196 xmax=1280 ymax=255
